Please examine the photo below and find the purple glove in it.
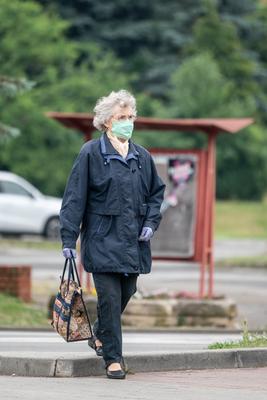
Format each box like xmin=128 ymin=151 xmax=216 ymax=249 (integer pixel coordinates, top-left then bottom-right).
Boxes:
xmin=62 ymin=248 xmax=77 ymax=258
xmin=138 ymin=226 xmax=154 ymax=241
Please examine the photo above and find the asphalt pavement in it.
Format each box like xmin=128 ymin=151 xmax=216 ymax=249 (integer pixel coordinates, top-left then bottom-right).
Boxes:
xmin=1 ymin=238 xmax=267 ymax=329
xmin=2 ymin=368 xmax=267 ymax=400
xmin=0 ymin=330 xmax=242 ymax=353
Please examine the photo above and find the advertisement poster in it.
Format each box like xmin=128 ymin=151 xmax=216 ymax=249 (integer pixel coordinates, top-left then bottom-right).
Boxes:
xmin=151 ymin=152 xmax=198 ymax=258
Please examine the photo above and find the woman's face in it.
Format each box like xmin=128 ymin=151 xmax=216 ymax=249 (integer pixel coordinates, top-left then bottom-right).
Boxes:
xmin=105 ymin=105 xmax=135 ymax=133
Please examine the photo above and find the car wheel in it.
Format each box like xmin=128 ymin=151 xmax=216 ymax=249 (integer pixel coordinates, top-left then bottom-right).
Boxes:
xmin=44 ymin=216 xmax=60 ymax=240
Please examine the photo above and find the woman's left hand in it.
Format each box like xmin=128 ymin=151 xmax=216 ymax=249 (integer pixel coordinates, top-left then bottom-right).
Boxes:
xmin=138 ymin=226 xmax=154 ymax=241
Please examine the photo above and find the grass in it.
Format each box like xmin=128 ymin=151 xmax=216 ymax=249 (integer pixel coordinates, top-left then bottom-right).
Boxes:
xmin=217 ymin=255 xmax=267 ymax=269
xmin=215 ymin=200 xmax=267 ymax=239
xmin=208 ymin=321 xmax=267 ymax=349
xmin=0 ymin=293 xmax=50 ymax=328
xmin=0 ymin=237 xmax=61 ymax=250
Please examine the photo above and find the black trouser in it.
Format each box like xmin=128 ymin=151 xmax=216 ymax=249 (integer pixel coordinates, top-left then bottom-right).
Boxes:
xmin=92 ymin=272 xmax=138 ymax=368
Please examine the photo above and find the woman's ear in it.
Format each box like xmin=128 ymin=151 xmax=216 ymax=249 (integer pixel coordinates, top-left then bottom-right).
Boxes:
xmin=104 ymin=117 xmax=112 ymax=131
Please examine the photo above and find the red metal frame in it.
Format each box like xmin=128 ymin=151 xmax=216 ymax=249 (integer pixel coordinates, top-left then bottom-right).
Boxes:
xmin=46 ymin=112 xmax=253 ymax=298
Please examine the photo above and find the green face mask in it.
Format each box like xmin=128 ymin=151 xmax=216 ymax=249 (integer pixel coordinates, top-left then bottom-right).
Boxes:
xmin=111 ymin=119 xmax=134 ymax=139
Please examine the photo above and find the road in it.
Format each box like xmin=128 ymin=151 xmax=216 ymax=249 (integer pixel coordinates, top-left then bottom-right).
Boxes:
xmin=0 ymin=330 xmax=242 ymax=353
xmin=1 ymin=239 xmax=267 ymax=329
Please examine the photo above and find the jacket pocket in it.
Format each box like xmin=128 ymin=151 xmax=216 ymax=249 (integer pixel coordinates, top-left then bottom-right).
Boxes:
xmin=96 ymin=215 xmax=113 ymax=237
xmin=88 ymin=213 xmax=113 ymax=238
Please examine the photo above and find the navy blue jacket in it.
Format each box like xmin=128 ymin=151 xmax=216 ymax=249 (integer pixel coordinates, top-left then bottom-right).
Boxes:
xmin=59 ymin=132 xmax=166 ymax=274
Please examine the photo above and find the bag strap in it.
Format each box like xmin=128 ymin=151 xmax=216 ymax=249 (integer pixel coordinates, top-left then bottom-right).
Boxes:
xmin=60 ymin=258 xmax=68 ymax=286
xmin=69 ymin=257 xmax=81 ymax=287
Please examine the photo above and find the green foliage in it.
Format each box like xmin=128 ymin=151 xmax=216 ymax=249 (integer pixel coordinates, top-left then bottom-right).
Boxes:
xmin=166 ymin=52 xmax=267 ymax=199
xmin=0 ymin=76 xmax=35 ymax=97
xmin=187 ymin=3 xmax=257 ymax=98
xmin=168 ymin=53 xmax=256 ymax=118
xmin=0 ymin=1 xmax=158 ymax=195
xmin=0 ymin=0 xmax=75 ymax=83
xmin=217 ymin=125 xmax=267 ymax=199
xmin=0 ymin=76 xmax=35 ymax=140
xmin=0 ymin=0 xmax=82 ymax=193
xmin=1 ymin=0 xmax=267 ymax=199
xmin=37 ymin=0 xmax=206 ymax=97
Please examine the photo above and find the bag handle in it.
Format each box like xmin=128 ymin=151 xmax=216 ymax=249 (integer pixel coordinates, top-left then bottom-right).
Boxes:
xmin=69 ymin=257 xmax=82 ymax=287
xmin=60 ymin=258 xmax=71 ymax=285
xmin=60 ymin=257 xmax=81 ymax=288
xmin=60 ymin=258 xmax=75 ymax=292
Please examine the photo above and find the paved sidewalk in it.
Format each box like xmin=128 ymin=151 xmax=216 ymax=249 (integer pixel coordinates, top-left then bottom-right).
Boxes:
xmin=1 ymin=330 xmax=267 ymax=378
xmin=1 ymin=368 xmax=267 ymax=400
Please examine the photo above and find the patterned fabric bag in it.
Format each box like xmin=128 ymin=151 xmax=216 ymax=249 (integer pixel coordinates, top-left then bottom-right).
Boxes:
xmin=51 ymin=257 xmax=93 ymax=342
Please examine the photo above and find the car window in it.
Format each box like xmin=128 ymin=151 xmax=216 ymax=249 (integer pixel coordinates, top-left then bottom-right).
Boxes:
xmin=0 ymin=180 xmax=33 ymax=198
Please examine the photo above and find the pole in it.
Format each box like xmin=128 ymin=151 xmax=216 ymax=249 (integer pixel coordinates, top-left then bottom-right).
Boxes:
xmin=207 ymin=130 xmax=217 ymax=298
xmin=200 ymin=130 xmax=217 ymax=298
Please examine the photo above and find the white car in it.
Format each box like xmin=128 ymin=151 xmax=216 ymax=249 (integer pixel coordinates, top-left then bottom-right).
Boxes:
xmin=0 ymin=171 xmax=62 ymax=239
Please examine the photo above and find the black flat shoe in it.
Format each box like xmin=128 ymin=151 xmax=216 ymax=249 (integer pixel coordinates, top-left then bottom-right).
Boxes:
xmin=106 ymin=366 xmax=126 ymax=380
xmin=95 ymin=345 xmax=103 ymax=357
xmin=88 ymin=335 xmax=103 ymax=357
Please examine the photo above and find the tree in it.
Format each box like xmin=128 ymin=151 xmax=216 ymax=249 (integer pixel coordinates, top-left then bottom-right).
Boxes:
xmin=0 ymin=0 xmax=138 ymax=195
xmin=0 ymin=76 xmax=34 ymax=141
xmin=186 ymin=2 xmax=257 ymax=99
xmin=37 ymin=0 xmax=205 ymax=97
xmin=168 ymin=53 xmax=255 ymax=119
xmin=2 ymin=0 xmax=267 ymax=199
xmin=166 ymin=53 xmax=267 ymax=199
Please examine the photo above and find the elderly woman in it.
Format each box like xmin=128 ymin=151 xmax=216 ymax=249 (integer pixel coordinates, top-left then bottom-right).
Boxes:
xmin=59 ymin=89 xmax=166 ymax=379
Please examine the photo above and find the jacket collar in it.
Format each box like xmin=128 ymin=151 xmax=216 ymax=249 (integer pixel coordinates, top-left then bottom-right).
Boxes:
xmin=100 ymin=132 xmax=139 ymax=159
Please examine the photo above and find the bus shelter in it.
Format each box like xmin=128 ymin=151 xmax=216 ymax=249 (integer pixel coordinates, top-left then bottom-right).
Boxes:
xmin=47 ymin=112 xmax=253 ymax=298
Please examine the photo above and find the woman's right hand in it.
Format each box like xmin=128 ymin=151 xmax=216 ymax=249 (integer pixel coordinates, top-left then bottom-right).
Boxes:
xmin=62 ymin=248 xmax=77 ymax=258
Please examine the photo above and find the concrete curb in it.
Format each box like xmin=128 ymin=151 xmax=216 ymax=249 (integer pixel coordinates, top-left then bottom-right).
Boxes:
xmin=1 ymin=348 xmax=267 ymax=377
xmin=0 ymin=326 xmax=255 ymax=334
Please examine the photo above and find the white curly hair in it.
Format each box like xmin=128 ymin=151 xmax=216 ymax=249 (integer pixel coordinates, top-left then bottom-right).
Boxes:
xmin=93 ymin=89 xmax=137 ymax=132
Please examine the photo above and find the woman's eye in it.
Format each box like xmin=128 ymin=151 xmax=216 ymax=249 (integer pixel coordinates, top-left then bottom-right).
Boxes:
xmin=117 ymin=115 xmax=134 ymax=121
